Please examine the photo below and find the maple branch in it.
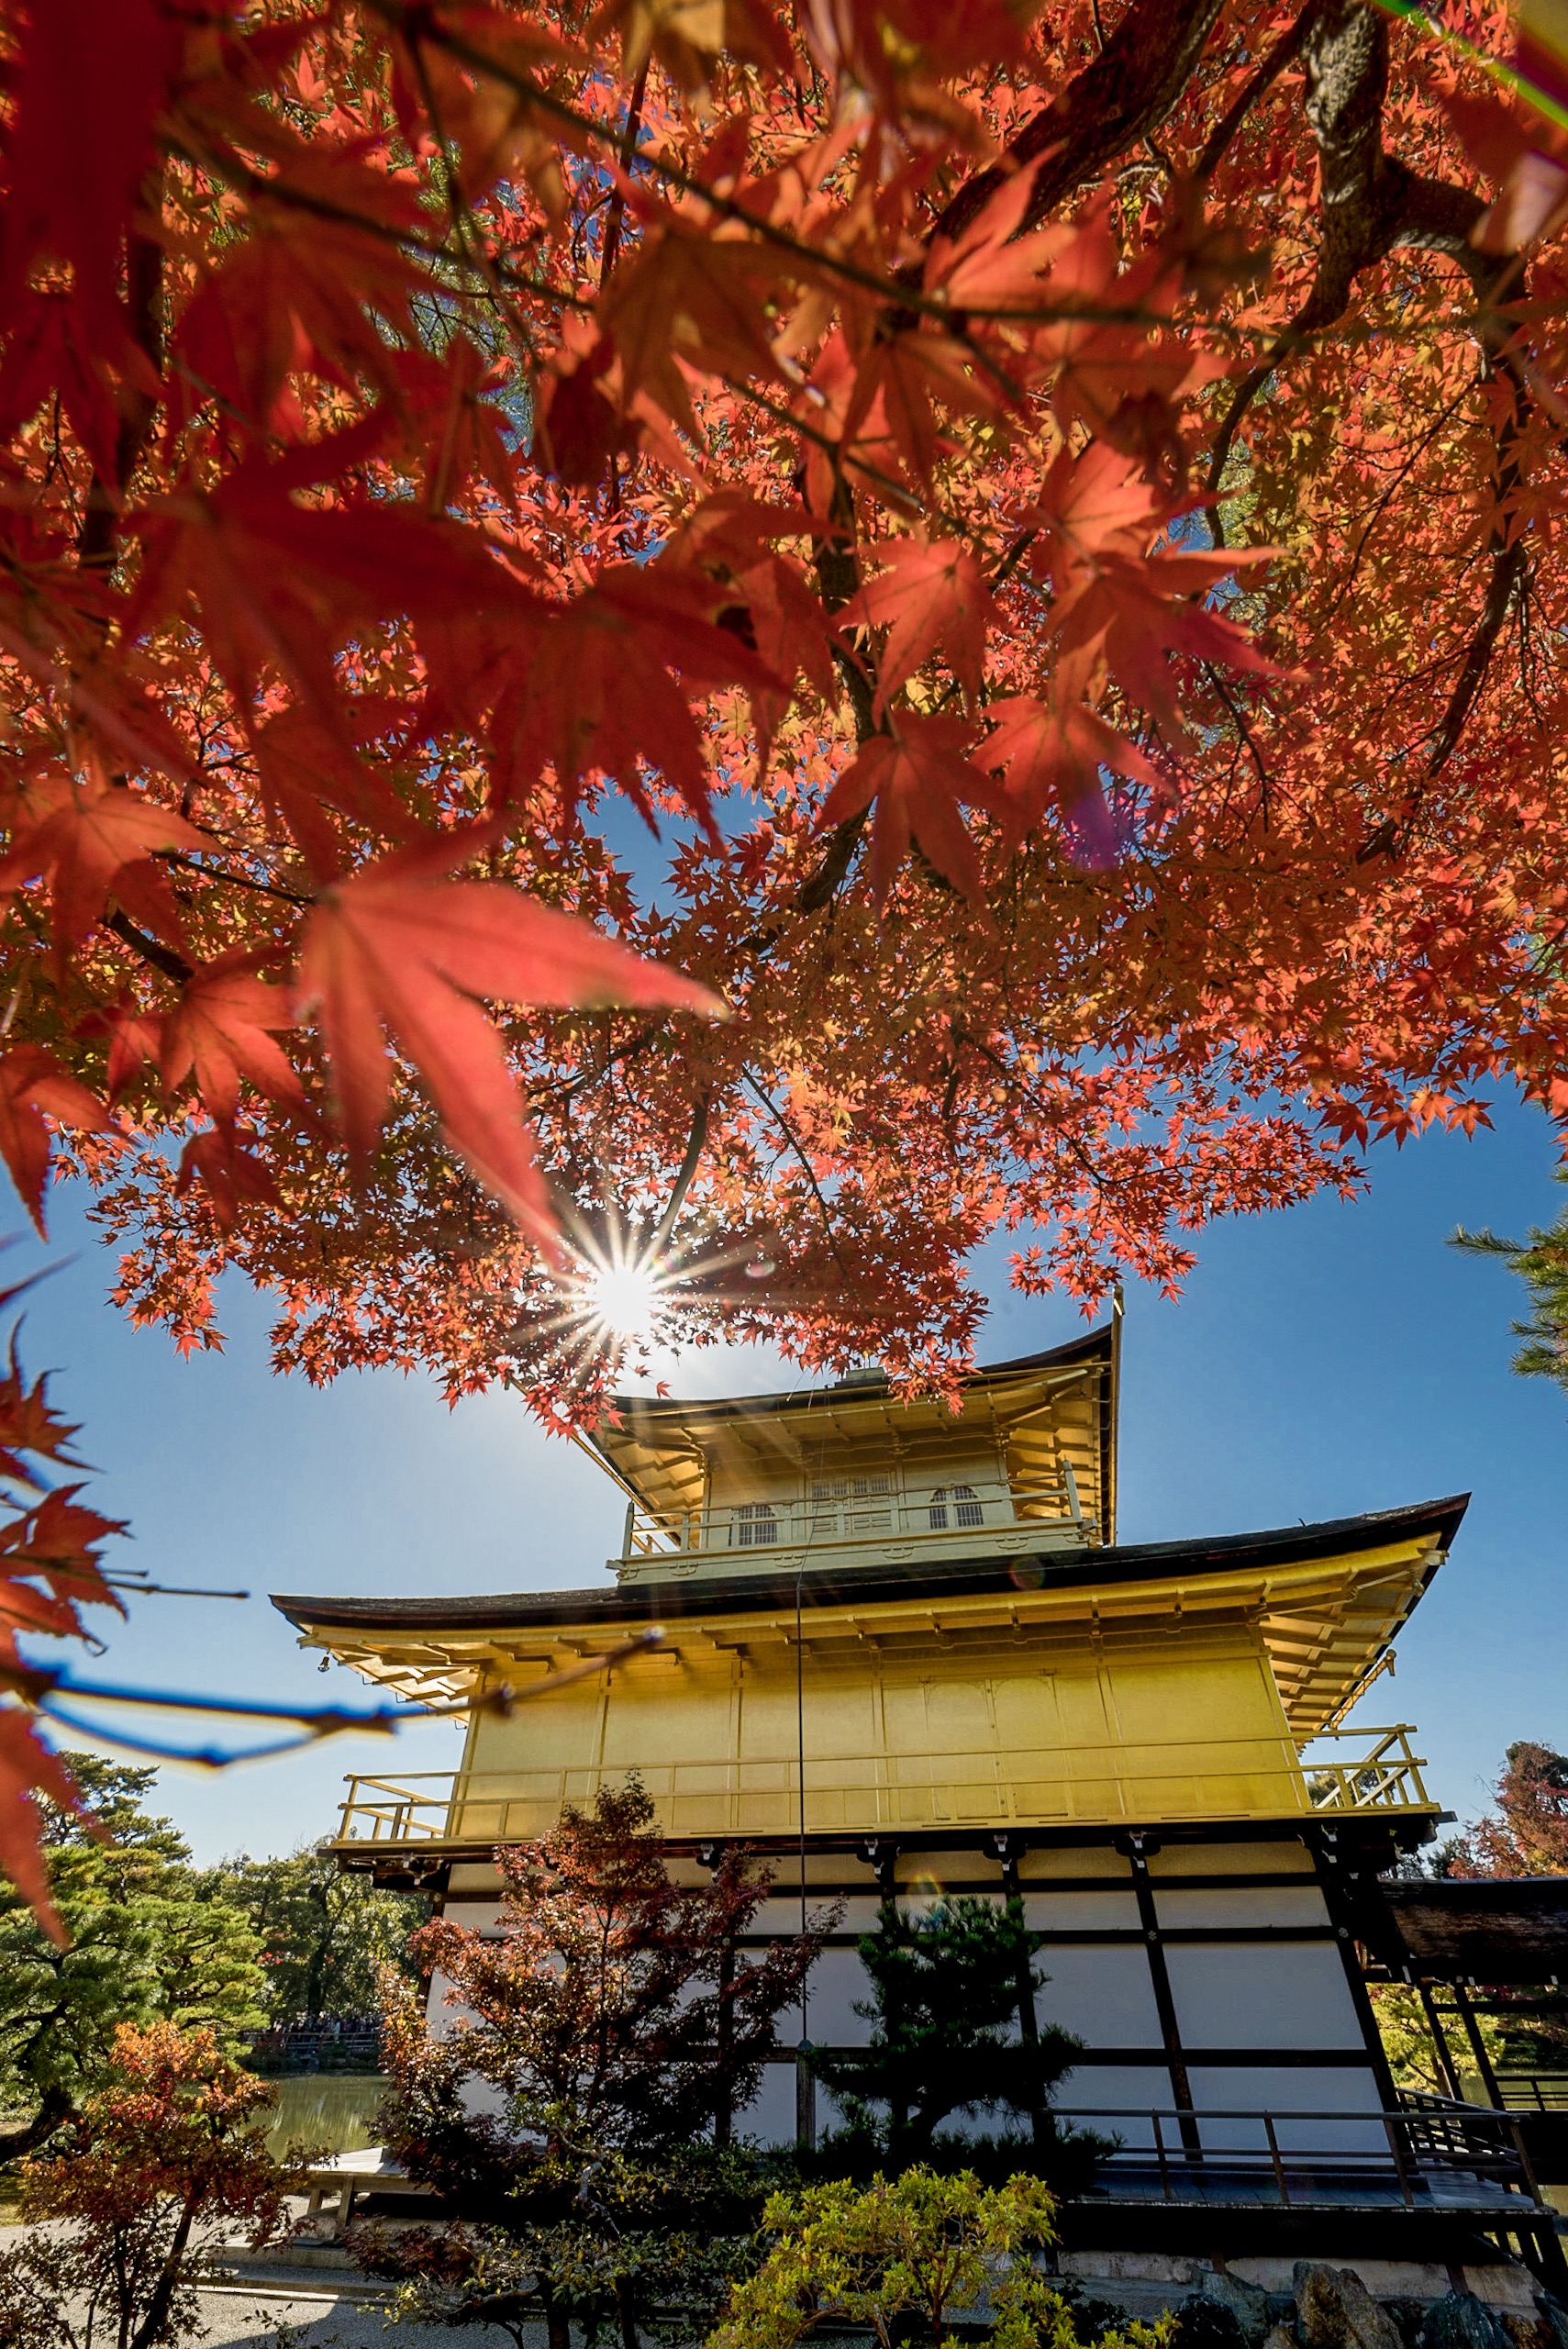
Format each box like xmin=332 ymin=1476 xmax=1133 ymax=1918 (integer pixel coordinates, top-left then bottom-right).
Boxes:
xmin=1423 ymin=531 xmax=1529 ymax=783
xmin=1201 ymin=659 xmax=1274 ymax=828
xmin=930 ymin=0 xmax=1227 ymax=246
xmin=370 ymin=6 xmax=1207 ymax=340
xmin=740 ymin=1067 xmax=853 ymax=1288
xmin=598 ymin=59 xmax=650 ymax=290
xmin=792 ymin=808 xmax=870 ymax=918
xmin=648 ymin=1093 xmax=709 ymax=1256
xmin=1195 ymin=2 xmax=1320 ymax=181
xmin=159 ymin=852 xmax=313 ymax=908
xmin=77 ymin=199 xmax=164 ymax=571
xmin=103 ymin=908 xmax=192 ymax=986
xmin=1206 ymin=3 xmax=1499 ymax=544
xmin=28 ymin=1632 xmax=667 ymax=1767
xmin=1322 ymin=379 xmax=1474 ymax=620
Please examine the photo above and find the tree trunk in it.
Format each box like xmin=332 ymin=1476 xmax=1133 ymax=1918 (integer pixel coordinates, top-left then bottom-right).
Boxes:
xmin=540 ymin=2280 xmax=572 ymax=2349
xmin=0 ymin=2082 xmax=72 ymax=2162
xmin=617 ymin=2276 xmax=641 ymax=2349
xmin=128 ymin=2196 xmax=197 ymax=2349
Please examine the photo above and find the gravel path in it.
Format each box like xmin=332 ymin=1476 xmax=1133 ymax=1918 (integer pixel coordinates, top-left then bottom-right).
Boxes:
xmin=195 ymin=2281 xmax=536 ymax=2346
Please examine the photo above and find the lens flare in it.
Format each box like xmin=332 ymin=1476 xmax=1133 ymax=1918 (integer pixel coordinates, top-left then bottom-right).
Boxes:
xmin=583 ymin=1262 xmax=663 ymax=1341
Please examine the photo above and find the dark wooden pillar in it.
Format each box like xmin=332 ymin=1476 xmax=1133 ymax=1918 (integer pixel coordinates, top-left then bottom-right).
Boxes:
xmin=1121 ymin=1830 xmax=1200 ymax=2156
xmin=1416 ymin=1977 xmax=1465 ymax=2100
xmin=1314 ymin=1827 xmax=1402 ymax=2110
xmin=992 ymin=1831 xmax=1048 ymax=2151
xmin=1451 ymin=1977 xmax=1504 ymax=2109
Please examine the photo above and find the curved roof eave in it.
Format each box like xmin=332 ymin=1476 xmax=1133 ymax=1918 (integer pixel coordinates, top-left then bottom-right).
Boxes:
xmin=271 ymin=1491 xmax=1468 ymax=1638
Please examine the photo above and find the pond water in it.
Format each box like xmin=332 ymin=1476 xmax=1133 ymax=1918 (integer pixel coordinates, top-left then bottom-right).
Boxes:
xmin=263 ymin=2073 xmax=388 ymax=2157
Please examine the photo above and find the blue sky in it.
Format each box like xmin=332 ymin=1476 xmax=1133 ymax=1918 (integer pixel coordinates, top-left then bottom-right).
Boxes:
xmin=12 ymin=1087 xmax=1566 ymax=1864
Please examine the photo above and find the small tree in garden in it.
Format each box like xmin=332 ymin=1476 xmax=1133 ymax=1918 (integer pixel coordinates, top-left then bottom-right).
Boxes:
xmin=0 ymin=1757 xmax=268 ymax=2161
xmin=705 ymin=2166 xmax=1166 ymax=2349
xmin=1448 ymin=1742 xmax=1568 ymax=1880
xmin=358 ymin=2198 xmax=762 ymax=2349
xmin=810 ymin=1894 xmax=1087 ymax=2177
xmin=369 ymin=1776 xmax=830 ymax=2349
xmin=205 ymin=1841 xmax=426 ymax=2033
xmin=0 ymin=2021 xmax=304 ymax=2349
xmin=406 ymin=1776 xmax=827 ymax=2155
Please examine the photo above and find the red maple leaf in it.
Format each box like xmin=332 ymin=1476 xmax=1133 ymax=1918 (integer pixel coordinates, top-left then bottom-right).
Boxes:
xmin=175 ymin=1125 xmax=283 ymax=1234
xmin=849 ymin=536 xmax=998 ymax=714
xmin=292 ymin=844 xmax=725 ymax=1239
xmin=818 ymin=713 xmax=1004 ymax=910
xmin=159 ymin=952 xmax=306 ymax=1124
xmin=128 ymin=440 xmax=546 ymax=718
xmin=0 ymin=775 xmax=205 ymax=958
xmin=0 ymin=0 xmax=184 ymax=379
xmin=0 ymin=1049 xmax=117 ymax=1236
xmin=0 ymin=1712 xmax=81 ymax=1946
xmin=491 ymin=564 xmax=783 ymax=833
xmin=980 ymin=686 xmax=1169 ymax=864
xmin=1 ymin=1488 xmax=127 ymax=1609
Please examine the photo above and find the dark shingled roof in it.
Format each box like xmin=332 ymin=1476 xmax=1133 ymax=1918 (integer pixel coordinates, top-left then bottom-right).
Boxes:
xmin=597 ymin=1326 xmax=1115 ymax=1427
xmin=272 ymin=1492 xmax=1468 ymax=1636
xmin=1373 ymin=1877 xmax=1568 ymax=1982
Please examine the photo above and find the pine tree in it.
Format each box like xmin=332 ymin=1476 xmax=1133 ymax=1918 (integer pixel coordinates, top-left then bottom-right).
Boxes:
xmin=204 ymin=1845 xmax=425 ymax=2035
xmin=809 ymin=1893 xmax=1084 ymax=2175
xmin=0 ymin=1760 xmax=267 ymax=2162
xmin=1452 ymin=1174 xmax=1568 ymax=1398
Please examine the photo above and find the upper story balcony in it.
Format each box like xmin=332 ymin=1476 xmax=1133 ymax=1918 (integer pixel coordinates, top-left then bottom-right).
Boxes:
xmin=577 ymin=1334 xmax=1118 ymax=1588
xmin=613 ymin=1466 xmax=1091 ymax=1583
xmin=328 ymin=1723 xmax=1437 ymax=1857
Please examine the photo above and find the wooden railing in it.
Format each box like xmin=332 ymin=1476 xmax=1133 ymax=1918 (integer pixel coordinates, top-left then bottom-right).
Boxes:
xmin=617 ymin=1472 xmax=1087 ymax=1564
xmin=1052 ymin=2097 xmax=1542 ymax=2212
xmin=332 ymin=1725 xmax=1434 ymax=1849
xmin=1492 ymin=2073 xmax=1568 ymax=2114
xmin=1299 ymin=1724 xmax=1432 ymax=1812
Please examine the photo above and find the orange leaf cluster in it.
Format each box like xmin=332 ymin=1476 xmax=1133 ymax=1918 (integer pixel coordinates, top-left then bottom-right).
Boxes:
xmin=0 ymin=1290 xmax=124 ymax=1942
xmin=0 ymin=0 xmax=1554 ymax=1429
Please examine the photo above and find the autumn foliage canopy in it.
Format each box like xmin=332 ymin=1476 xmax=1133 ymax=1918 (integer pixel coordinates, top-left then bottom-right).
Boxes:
xmin=0 ymin=0 xmax=1561 ymax=1394
xmin=2 ymin=1 xmax=1568 ymax=1885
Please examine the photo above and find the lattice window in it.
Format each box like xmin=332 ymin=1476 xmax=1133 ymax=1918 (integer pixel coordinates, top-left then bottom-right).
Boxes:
xmin=807 ymin=1473 xmax=893 ymax=1537
xmin=736 ymin=1501 xmax=779 ymax=1546
xmin=929 ymin=1484 xmax=983 ymax=1531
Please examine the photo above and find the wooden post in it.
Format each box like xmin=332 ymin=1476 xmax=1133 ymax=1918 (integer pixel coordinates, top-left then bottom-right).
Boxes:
xmin=1417 ymin=1979 xmax=1465 ymax=2100
xmin=1452 ymin=1977 xmax=1505 ymax=2109
xmin=715 ymin=1937 xmax=735 ymax=2148
xmin=795 ymin=2041 xmax=816 ymax=2152
xmin=995 ymin=1834 xmax=1048 ymax=2153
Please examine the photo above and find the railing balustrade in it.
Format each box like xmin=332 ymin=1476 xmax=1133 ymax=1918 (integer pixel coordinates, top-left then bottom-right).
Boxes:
xmin=1048 ymin=2099 xmax=1542 ymax=2212
xmin=1297 ymin=1724 xmax=1431 ymax=1812
xmin=1489 ymin=2073 xmax=1568 ymax=2114
xmin=617 ymin=1472 xmax=1087 ymax=1564
xmin=332 ymin=1724 xmax=1432 ymax=1848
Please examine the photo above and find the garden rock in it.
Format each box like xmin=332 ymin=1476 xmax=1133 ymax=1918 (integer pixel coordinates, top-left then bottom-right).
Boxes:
xmin=1199 ymin=2273 xmax=1273 ymax=2347
xmin=1174 ymin=2298 xmax=1249 ymax=2349
xmin=1497 ymin=2315 xmax=1559 ymax=2349
xmin=1295 ymin=2264 xmax=1405 ymax=2349
xmin=1417 ymin=2297 xmax=1511 ymax=2349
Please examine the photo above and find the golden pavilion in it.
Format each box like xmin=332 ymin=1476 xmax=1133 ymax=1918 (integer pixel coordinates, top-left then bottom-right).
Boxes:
xmin=273 ymin=1326 xmax=1478 ymax=2160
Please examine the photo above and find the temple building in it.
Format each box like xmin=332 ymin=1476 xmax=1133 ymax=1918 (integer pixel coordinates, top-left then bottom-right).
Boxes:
xmin=272 ymin=1329 xmax=1563 ymax=2277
